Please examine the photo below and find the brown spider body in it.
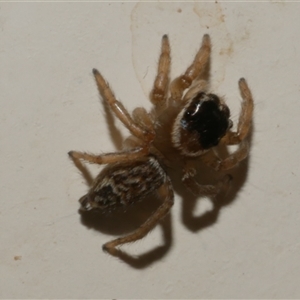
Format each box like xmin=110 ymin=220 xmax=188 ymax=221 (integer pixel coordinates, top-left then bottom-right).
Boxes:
xmin=79 ymin=155 xmax=167 ymax=212
xmin=69 ymin=34 xmax=253 ymax=256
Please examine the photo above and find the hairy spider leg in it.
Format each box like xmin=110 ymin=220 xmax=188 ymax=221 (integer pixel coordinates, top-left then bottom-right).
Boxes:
xmin=68 ymin=148 xmax=150 ymax=165
xmin=170 ymin=34 xmax=211 ymax=102
xmin=150 ymin=34 xmax=171 ymax=109
xmin=103 ymin=177 xmax=174 ymax=255
xmin=182 ymin=159 xmax=232 ymax=196
xmin=224 ymin=78 xmax=254 ymax=145
xmin=93 ymin=68 xmax=155 ymax=144
xmin=132 ymin=107 xmax=155 ymax=132
xmin=199 ymin=78 xmax=254 ymax=171
xmin=68 ymin=70 xmax=158 ymax=166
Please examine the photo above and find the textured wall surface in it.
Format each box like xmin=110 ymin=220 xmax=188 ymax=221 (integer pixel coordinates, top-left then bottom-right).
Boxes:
xmin=1 ymin=2 xmax=300 ymax=298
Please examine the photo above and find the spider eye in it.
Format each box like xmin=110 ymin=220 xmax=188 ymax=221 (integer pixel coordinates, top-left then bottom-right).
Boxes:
xmin=181 ymin=93 xmax=230 ymax=149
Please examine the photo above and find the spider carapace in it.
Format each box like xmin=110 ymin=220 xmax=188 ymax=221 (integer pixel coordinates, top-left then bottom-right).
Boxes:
xmin=69 ymin=34 xmax=253 ymax=256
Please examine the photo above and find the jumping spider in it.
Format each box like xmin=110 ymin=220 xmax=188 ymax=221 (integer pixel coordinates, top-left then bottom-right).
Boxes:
xmin=69 ymin=34 xmax=253 ymax=256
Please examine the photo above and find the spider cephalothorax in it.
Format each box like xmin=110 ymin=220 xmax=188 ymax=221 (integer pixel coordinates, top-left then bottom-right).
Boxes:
xmin=69 ymin=34 xmax=253 ymax=257
xmin=172 ymin=92 xmax=233 ymax=156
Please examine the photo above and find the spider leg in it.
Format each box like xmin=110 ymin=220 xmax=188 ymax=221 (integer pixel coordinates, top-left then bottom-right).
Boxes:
xmin=103 ymin=177 xmax=174 ymax=255
xmin=170 ymin=34 xmax=211 ymax=101
xmin=182 ymin=160 xmax=232 ymax=196
xmin=150 ymin=35 xmax=171 ymax=109
xmin=68 ymin=147 xmax=148 ymax=166
xmin=200 ymin=142 xmax=249 ymax=171
xmin=132 ymin=107 xmax=155 ymax=132
xmin=93 ymin=69 xmax=155 ymax=144
xmin=182 ymin=79 xmax=209 ymax=102
xmin=197 ymin=79 xmax=253 ymax=171
xmin=217 ymin=140 xmax=249 ymax=171
xmin=222 ymin=78 xmax=254 ymax=145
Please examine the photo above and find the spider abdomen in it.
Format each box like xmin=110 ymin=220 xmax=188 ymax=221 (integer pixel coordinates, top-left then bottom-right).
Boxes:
xmin=79 ymin=156 xmax=166 ymax=211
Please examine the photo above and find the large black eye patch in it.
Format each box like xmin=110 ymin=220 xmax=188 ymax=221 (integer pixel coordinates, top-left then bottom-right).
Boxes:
xmin=181 ymin=94 xmax=230 ymax=149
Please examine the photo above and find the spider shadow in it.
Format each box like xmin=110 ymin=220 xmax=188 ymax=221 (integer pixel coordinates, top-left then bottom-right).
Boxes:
xmin=80 ymin=205 xmax=172 ymax=268
xmin=73 ymin=95 xmax=173 ymax=269
xmin=174 ymin=127 xmax=254 ymax=233
xmin=172 ymin=59 xmax=254 ymax=233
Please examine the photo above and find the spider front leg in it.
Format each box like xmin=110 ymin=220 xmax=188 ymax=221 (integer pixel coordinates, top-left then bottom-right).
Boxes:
xmin=68 ymin=147 xmax=149 ymax=166
xmin=200 ymin=78 xmax=253 ymax=171
xmin=150 ymin=35 xmax=171 ymax=110
xmin=182 ymin=160 xmax=232 ymax=197
xmin=200 ymin=142 xmax=249 ymax=171
xmin=223 ymin=78 xmax=254 ymax=145
xmin=170 ymin=34 xmax=211 ymax=102
xmin=103 ymin=177 xmax=174 ymax=256
xmin=93 ymin=69 xmax=155 ymax=144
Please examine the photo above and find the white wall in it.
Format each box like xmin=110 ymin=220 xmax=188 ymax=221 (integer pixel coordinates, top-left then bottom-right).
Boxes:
xmin=1 ymin=2 xmax=300 ymax=298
